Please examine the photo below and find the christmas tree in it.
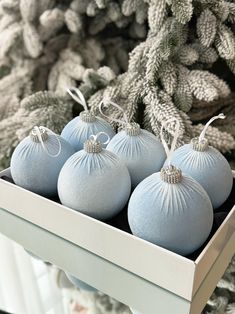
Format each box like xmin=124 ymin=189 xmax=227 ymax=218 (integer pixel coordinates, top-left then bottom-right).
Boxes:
xmin=0 ymin=0 xmax=235 ymax=168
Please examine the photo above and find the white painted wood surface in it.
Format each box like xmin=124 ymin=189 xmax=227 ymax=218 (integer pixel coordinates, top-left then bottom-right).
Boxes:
xmin=0 ymin=168 xmax=234 ymax=314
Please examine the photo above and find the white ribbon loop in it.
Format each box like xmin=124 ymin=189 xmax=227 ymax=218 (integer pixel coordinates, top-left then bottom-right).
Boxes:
xmin=160 ymin=118 xmax=181 ymax=166
xmin=199 ymin=113 xmax=225 ymax=143
xmin=99 ymin=98 xmax=129 ymax=125
xmin=90 ymin=132 xmax=110 ymax=146
xmin=67 ymin=87 xmax=89 ymax=112
xmin=34 ymin=126 xmax=62 ymax=158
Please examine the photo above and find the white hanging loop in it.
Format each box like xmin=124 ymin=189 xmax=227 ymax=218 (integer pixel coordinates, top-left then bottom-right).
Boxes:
xmin=90 ymin=132 xmax=110 ymax=145
xmin=198 ymin=113 xmax=225 ymax=143
xmin=160 ymin=118 xmax=181 ymax=166
xmin=33 ymin=126 xmax=62 ymax=158
xmin=99 ymin=98 xmax=129 ymax=125
xmin=67 ymin=87 xmax=89 ymax=112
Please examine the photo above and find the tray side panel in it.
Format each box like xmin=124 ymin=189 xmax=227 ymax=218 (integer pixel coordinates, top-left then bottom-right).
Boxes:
xmin=190 ymin=232 xmax=235 ymax=314
xmin=0 ymin=208 xmax=191 ymax=314
xmin=0 ymin=172 xmax=195 ymax=300
xmin=193 ymin=205 xmax=235 ymax=297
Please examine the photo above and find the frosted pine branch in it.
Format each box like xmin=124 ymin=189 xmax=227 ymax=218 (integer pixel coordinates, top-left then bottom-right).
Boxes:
xmin=227 ymin=59 xmax=235 ymax=74
xmin=212 ymin=1 xmax=230 ymax=22
xmin=215 ymin=24 xmax=235 ymax=60
xmin=0 ymin=22 xmax=22 ymax=59
xmin=174 ymin=77 xmax=193 ymax=113
xmin=0 ymin=0 xmax=19 ymax=12
xmin=227 ymin=3 xmax=235 ymax=23
xmin=188 ymin=70 xmax=219 ymax=102
xmin=226 ymin=303 xmax=235 ymax=314
xmin=65 ymin=9 xmax=83 ymax=33
xmin=159 ymin=61 xmax=177 ymax=95
xmin=122 ymin=0 xmax=138 ymax=17
xmin=23 ymin=23 xmax=43 ymax=58
xmin=70 ymin=0 xmax=89 ymax=14
xmin=202 ymin=71 xmax=230 ymax=97
xmin=107 ymin=2 xmax=122 ymax=22
xmin=94 ymin=0 xmax=106 ymax=10
xmin=148 ymin=0 xmax=166 ymax=33
xmin=39 ymin=9 xmax=64 ymax=29
xmin=192 ymin=44 xmax=218 ymax=64
xmin=86 ymin=1 xmax=98 ymax=17
xmin=176 ymin=45 xmax=199 ymax=65
xmin=20 ymin=0 xmax=38 ymax=22
xmin=144 ymin=84 xmax=186 ymax=138
xmin=171 ymin=0 xmax=193 ymax=24
xmin=135 ymin=1 xmax=148 ymax=24
xmin=197 ymin=9 xmax=217 ymax=47
xmin=39 ymin=9 xmax=64 ymax=41
xmin=0 ymin=0 xmax=235 ymax=159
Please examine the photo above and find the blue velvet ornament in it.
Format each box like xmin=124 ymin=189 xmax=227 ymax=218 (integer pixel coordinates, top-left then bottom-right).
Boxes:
xmin=170 ymin=114 xmax=233 ymax=209
xmin=61 ymin=87 xmax=115 ymax=151
xmin=128 ymin=119 xmax=213 ymax=256
xmin=10 ymin=126 xmax=75 ymax=197
xmin=100 ymin=100 xmax=166 ymax=188
xmin=58 ymin=132 xmax=131 ymax=220
xmin=65 ymin=273 xmax=97 ymax=292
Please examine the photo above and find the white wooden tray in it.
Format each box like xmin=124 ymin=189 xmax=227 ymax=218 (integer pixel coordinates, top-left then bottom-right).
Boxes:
xmin=0 ymin=168 xmax=234 ymax=314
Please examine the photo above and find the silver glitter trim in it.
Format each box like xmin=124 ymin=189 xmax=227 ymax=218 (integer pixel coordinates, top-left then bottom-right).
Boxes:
xmin=84 ymin=139 xmax=102 ymax=153
xmin=191 ymin=137 xmax=209 ymax=151
xmin=160 ymin=165 xmax=182 ymax=184
xmin=80 ymin=111 xmax=96 ymax=123
xmin=125 ymin=122 xmax=141 ymax=136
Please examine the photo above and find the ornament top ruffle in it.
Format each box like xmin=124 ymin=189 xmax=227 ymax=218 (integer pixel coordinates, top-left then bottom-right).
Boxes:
xmin=61 ymin=88 xmax=115 ymax=151
xmin=100 ymin=100 xmax=166 ymax=188
xmin=170 ymin=114 xmax=233 ymax=209
xmin=10 ymin=126 xmax=75 ymax=197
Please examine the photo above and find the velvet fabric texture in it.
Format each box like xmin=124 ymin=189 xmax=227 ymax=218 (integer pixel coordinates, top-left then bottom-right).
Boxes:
xmin=10 ymin=134 xmax=75 ymax=197
xmin=58 ymin=148 xmax=131 ymax=220
xmin=61 ymin=115 xmax=115 ymax=151
xmin=128 ymin=172 xmax=213 ymax=256
xmin=170 ymin=144 xmax=233 ymax=209
xmin=106 ymin=129 xmax=166 ymax=188
xmin=65 ymin=273 xmax=97 ymax=292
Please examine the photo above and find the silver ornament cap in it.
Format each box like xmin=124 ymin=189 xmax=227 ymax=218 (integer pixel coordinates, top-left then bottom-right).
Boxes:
xmin=84 ymin=139 xmax=102 ymax=153
xmin=161 ymin=165 xmax=182 ymax=184
xmin=80 ymin=111 xmax=96 ymax=123
xmin=191 ymin=137 xmax=209 ymax=152
xmin=30 ymin=127 xmax=48 ymax=143
xmin=125 ymin=122 xmax=141 ymax=136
